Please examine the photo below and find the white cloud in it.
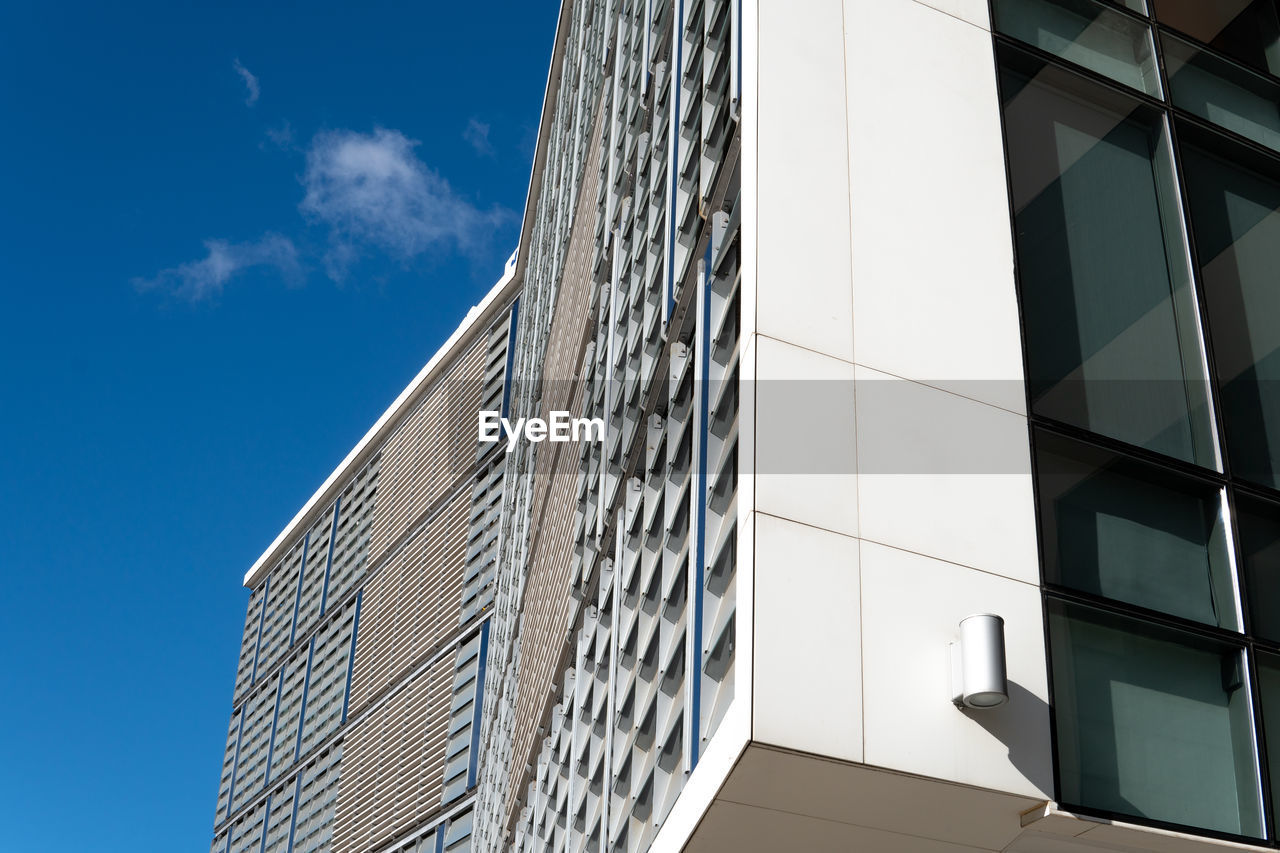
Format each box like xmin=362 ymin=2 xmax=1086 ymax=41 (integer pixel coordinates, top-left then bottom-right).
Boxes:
xmin=233 ymin=58 xmax=260 ymax=106
xmin=135 ymin=233 xmax=300 ymax=300
xmin=264 ymin=120 xmax=294 ymax=150
xmin=463 ymin=118 xmax=494 ymax=156
xmin=300 ymin=128 xmax=509 ymax=278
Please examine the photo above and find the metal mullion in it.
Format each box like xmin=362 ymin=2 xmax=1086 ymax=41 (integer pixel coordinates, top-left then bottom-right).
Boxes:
xmin=1154 ymin=21 xmax=1280 ymax=90
xmin=991 ymin=6 xmax=1280 ymax=844
xmin=992 ymin=34 xmax=1168 ymax=110
xmin=1151 ymin=35 xmax=1279 ymax=829
xmin=1169 ymin=106 xmax=1280 ymax=173
xmin=1244 ymin=627 xmax=1276 ymax=841
xmin=987 ymin=3 xmax=1068 ymax=807
xmin=1030 ymin=417 xmax=1229 ymax=488
xmin=1044 ymin=586 xmax=1249 ymax=647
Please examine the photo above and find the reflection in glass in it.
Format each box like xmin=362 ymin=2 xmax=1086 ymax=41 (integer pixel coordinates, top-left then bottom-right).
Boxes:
xmin=1181 ymin=134 xmax=1280 ymax=488
xmin=1237 ymin=496 xmax=1280 ymax=641
xmin=994 ymin=0 xmax=1161 ymax=96
xmin=1164 ymin=34 xmax=1280 ymax=154
xmin=998 ymin=48 xmax=1217 ymax=466
xmin=1255 ymin=652 xmax=1280 ymax=822
xmin=1152 ymin=0 xmax=1280 ymax=77
xmin=1036 ymin=430 xmax=1237 ymax=628
xmin=1048 ymin=600 xmax=1263 ymax=837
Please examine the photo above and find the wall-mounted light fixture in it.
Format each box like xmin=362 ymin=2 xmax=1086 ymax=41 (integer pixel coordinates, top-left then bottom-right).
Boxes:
xmin=950 ymin=614 xmax=1008 ymax=709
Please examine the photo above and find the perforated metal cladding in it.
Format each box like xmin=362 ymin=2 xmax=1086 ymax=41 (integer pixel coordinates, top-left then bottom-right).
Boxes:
xmin=444 ymin=810 xmax=475 ymax=852
xmin=346 ymin=489 xmax=469 ymax=717
xmin=369 ymin=340 xmax=486 ymax=566
xmin=472 ymin=22 xmax=607 ymax=843
xmin=442 ymin=629 xmax=487 ymax=805
xmin=485 ymin=0 xmax=741 ymax=848
xmin=480 ymin=312 xmax=513 ymax=420
xmin=232 ymin=672 xmax=281 ymax=813
xmin=215 ymin=707 xmax=242 ymax=825
xmin=293 ymin=743 xmax=343 ymax=853
xmin=327 ymin=454 xmax=382 ymax=609
xmin=258 ymin=545 xmax=304 ymax=679
xmin=227 ymin=797 xmax=269 ymax=853
xmin=269 ymin=648 xmax=311 ymax=782
xmin=298 ymin=599 xmax=357 ymax=758
xmin=233 ymin=583 xmax=266 ymax=704
xmin=294 ymin=507 xmax=336 ymax=643
xmin=333 ymin=655 xmax=455 ymax=853
xmin=262 ymin=781 xmax=298 ymax=853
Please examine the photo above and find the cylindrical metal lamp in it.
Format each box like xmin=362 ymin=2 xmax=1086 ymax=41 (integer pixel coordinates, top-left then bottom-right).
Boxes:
xmin=952 ymin=613 xmax=1008 ymax=709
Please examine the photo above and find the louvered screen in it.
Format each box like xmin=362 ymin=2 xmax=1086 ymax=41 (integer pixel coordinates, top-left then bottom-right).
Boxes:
xmin=333 ymin=655 xmax=455 ymax=853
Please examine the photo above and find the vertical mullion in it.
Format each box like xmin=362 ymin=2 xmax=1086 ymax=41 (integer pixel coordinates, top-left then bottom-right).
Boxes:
xmin=318 ymin=498 xmax=340 ymax=618
xmin=285 ymin=775 xmax=302 ymax=853
xmin=250 ymin=577 xmax=270 ymax=686
xmin=293 ymin=636 xmax=316 ymax=764
xmin=289 ymin=535 xmax=309 ymax=648
xmin=340 ymin=590 xmax=362 ymax=723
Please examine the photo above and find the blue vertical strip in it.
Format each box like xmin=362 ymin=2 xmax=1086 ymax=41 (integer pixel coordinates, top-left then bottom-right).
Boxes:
xmin=318 ymin=498 xmax=341 ymax=618
xmin=466 ymin=622 xmax=491 ymax=789
xmin=434 ymin=822 xmax=447 ymax=853
xmin=226 ymin=704 xmax=247 ymax=820
xmin=263 ymin=669 xmax=285 ymax=787
xmin=499 ymin=299 xmax=520 ymax=422
xmin=250 ymin=577 xmax=270 ymax=686
xmin=289 ymin=534 xmax=310 ymax=648
xmin=285 ymin=775 xmax=302 ymax=853
xmin=258 ymin=794 xmax=272 ymax=853
xmin=293 ymin=636 xmax=316 ymax=763
xmin=340 ymin=590 xmax=363 ymax=723
xmin=691 ymin=242 xmax=713 ymax=769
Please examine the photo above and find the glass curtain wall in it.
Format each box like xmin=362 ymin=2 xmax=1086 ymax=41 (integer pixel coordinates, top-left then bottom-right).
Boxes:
xmin=993 ymin=0 xmax=1280 ymax=842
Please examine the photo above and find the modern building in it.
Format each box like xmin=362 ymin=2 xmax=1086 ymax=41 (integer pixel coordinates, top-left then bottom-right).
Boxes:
xmin=210 ymin=0 xmax=1280 ymax=852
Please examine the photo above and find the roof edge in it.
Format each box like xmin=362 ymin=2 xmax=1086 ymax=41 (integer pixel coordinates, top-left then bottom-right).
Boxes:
xmin=242 ymin=253 xmax=520 ymax=589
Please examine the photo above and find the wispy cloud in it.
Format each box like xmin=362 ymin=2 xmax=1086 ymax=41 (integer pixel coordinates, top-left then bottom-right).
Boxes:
xmin=264 ymin=120 xmax=295 ymax=151
xmin=463 ymin=118 xmax=494 ymax=157
xmin=300 ymin=127 xmax=509 ymax=279
xmin=134 ymin=233 xmax=300 ymax=300
xmin=233 ymin=58 xmax=260 ymax=106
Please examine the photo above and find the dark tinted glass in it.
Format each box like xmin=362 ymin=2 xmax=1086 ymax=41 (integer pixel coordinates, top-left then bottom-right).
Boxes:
xmin=1180 ymin=134 xmax=1280 ymax=489
xmin=999 ymin=48 xmax=1216 ymax=466
xmin=1255 ymin=652 xmax=1280 ymax=821
xmin=994 ymin=0 xmax=1161 ymax=96
xmin=1152 ymin=0 xmax=1280 ymax=77
xmin=1048 ymin=599 xmax=1262 ymax=837
xmin=1036 ymin=430 xmax=1237 ymax=628
xmin=1164 ymin=34 xmax=1280 ymax=153
xmin=1237 ymin=495 xmax=1280 ymax=641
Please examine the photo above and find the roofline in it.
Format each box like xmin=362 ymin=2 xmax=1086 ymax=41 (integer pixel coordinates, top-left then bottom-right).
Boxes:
xmin=240 ymin=0 xmax=579 ymax=590
xmin=242 ymin=253 xmax=520 ymax=588
xmin=513 ymin=0 xmax=577 ymax=268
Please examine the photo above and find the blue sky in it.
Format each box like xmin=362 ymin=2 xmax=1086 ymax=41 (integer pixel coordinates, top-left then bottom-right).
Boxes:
xmin=0 ymin=2 xmax=555 ymax=849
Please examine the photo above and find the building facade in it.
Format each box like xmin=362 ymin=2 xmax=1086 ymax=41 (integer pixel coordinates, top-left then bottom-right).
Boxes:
xmin=210 ymin=0 xmax=1280 ymax=851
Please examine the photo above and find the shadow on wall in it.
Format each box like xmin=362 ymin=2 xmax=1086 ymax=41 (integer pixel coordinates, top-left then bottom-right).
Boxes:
xmin=961 ymin=680 xmax=1055 ymax=797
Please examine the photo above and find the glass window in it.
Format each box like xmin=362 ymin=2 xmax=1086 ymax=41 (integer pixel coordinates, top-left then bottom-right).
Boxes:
xmin=1035 ymin=430 xmax=1238 ymax=629
xmin=1048 ymin=599 xmax=1263 ymax=837
xmin=994 ymin=0 xmax=1161 ymax=96
xmin=1164 ymin=34 xmax=1280 ymax=154
xmin=1255 ymin=651 xmax=1280 ymax=821
xmin=1180 ymin=132 xmax=1280 ymax=489
xmin=1237 ymin=495 xmax=1280 ymax=641
xmin=1151 ymin=0 xmax=1280 ymax=77
xmin=999 ymin=47 xmax=1217 ymax=467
